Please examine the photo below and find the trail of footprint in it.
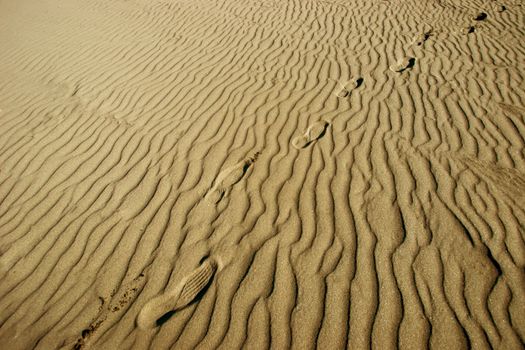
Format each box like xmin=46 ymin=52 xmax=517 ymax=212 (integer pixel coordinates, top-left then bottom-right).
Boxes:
xmin=136 ymin=257 xmax=218 ymax=330
xmin=459 ymin=7 xmax=502 ymax=35
xmin=72 ymin=273 xmax=146 ymax=349
xmin=456 ymin=13 xmax=485 ymax=35
xmin=205 ymin=152 xmax=260 ymax=204
xmin=330 ymin=77 xmax=363 ymax=98
xmin=389 ymin=57 xmax=416 ymax=73
xmin=292 ymin=120 xmax=329 ymax=149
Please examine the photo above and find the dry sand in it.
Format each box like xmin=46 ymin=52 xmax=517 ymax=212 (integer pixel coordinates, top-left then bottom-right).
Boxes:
xmin=0 ymin=0 xmax=524 ymax=349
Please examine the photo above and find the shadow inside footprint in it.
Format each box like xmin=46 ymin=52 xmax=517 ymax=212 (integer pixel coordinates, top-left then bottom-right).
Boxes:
xmin=156 ymin=310 xmax=176 ymax=327
xmin=354 ymin=77 xmax=364 ymax=88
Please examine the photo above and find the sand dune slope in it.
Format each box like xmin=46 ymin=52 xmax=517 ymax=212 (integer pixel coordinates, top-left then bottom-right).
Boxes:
xmin=0 ymin=0 xmax=524 ymax=349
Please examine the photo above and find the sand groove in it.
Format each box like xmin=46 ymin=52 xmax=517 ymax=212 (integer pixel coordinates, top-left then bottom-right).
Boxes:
xmin=0 ymin=0 xmax=524 ymax=349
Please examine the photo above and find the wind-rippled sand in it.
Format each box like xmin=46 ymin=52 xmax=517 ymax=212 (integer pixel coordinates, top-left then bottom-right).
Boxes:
xmin=0 ymin=0 xmax=524 ymax=349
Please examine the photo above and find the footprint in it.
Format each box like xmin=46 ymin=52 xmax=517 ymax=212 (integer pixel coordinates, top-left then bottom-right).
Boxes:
xmin=205 ymin=152 xmax=260 ymax=203
xmin=332 ymin=77 xmax=363 ymax=98
xmin=412 ymin=31 xmax=431 ymax=46
xmin=136 ymin=257 xmax=218 ymax=329
xmin=473 ymin=12 xmax=487 ymax=21
xmin=389 ymin=57 xmax=416 ymax=73
xmin=461 ymin=25 xmax=476 ymax=34
xmin=497 ymin=102 xmax=525 ymax=116
xmin=292 ymin=120 xmax=329 ymax=149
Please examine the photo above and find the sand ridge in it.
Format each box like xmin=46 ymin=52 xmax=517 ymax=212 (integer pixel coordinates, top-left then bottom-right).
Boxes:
xmin=0 ymin=0 xmax=524 ymax=348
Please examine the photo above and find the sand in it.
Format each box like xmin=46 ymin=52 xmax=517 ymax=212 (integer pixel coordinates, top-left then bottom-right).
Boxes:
xmin=0 ymin=0 xmax=524 ymax=349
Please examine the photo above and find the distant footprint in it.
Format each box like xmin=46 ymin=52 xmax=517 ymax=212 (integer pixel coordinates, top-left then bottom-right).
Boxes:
xmin=292 ymin=120 xmax=329 ymax=149
xmin=389 ymin=57 xmax=416 ymax=73
xmin=136 ymin=257 xmax=218 ymax=330
xmin=331 ymin=77 xmax=363 ymax=98
xmin=205 ymin=152 xmax=260 ymax=203
xmin=412 ymin=31 xmax=431 ymax=46
xmin=473 ymin=12 xmax=487 ymax=21
xmin=461 ymin=25 xmax=476 ymax=34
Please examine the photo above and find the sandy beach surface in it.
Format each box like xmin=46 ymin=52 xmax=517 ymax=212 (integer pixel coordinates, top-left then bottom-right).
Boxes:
xmin=0 ymin=0 xmax=524 ymax=349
